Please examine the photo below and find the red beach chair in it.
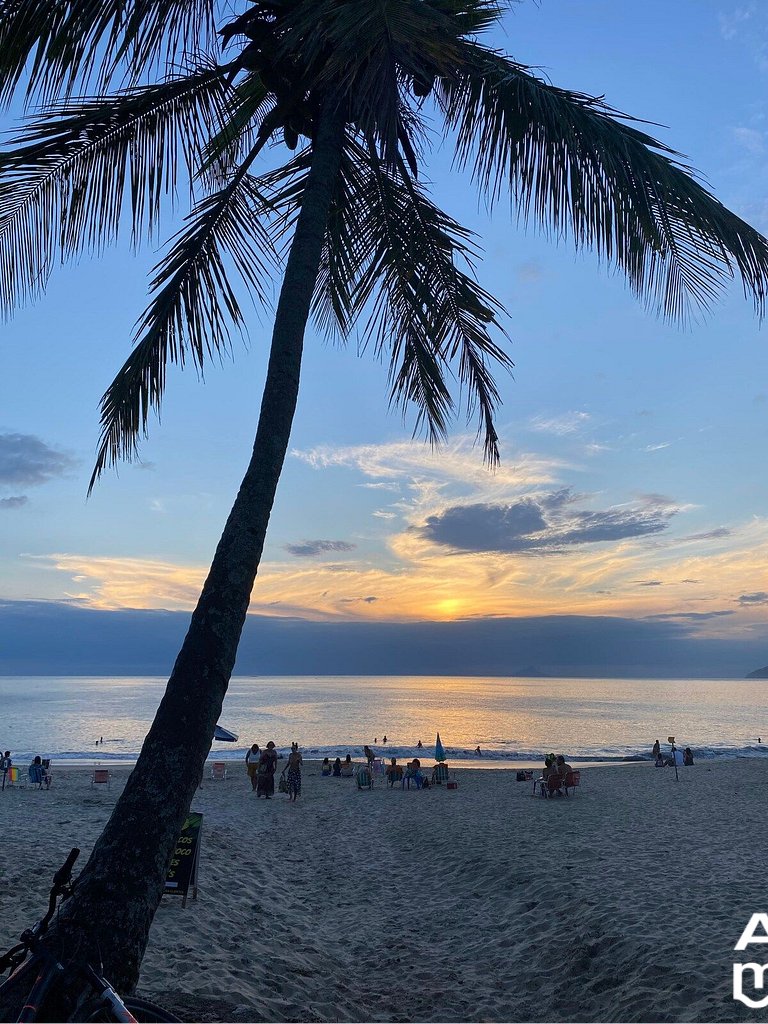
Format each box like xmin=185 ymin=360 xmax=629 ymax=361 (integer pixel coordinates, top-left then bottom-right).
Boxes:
xmin=563 ymin=770 xmax=580 ymax=796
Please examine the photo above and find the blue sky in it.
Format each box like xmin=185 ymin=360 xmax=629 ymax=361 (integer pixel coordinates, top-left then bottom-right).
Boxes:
xmin=2 ymin=0 xmax=768 ymax=676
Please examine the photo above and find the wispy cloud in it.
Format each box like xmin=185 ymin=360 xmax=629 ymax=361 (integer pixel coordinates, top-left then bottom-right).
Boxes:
xmin=530 ymin=411 xmax=590 ymax=436
xmin=0 ymin=496 xmax=27 ymax=510
xmin=284 ymin=540 xmax=356 ymax=558
xmin=738 ymin=591 xmax=768 ymax=605
xmin=719 ymin=5 xmax=756 ymax=40
xmin=732 ymin=125 xmax=767 ymax=155
xmin=292 ymin=438 xmax=564 ymax=491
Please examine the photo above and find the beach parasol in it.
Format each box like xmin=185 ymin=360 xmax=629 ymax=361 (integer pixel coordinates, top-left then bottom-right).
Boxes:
xmin=435 ymin=732 xmax=446 ymax=762
xmin=213 ymin=724 xmax=239 ymax=742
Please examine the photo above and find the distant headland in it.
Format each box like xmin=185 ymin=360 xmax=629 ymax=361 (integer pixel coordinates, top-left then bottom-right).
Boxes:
xmin=747 ymin=666 xmax=768 ymax=678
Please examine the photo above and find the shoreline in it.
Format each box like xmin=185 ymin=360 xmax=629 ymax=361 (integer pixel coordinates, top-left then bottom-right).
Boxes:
xmin=13 ymin=751 xmax=761 ymax=770
xmin=1 ymin=760 xmax=762 ymax=1022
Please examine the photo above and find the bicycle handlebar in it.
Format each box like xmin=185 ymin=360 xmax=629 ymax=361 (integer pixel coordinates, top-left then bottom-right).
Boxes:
xmin=37 ymin=848 xmax=80 ymax=935
xmin=52 ymin=848 xmax=80 ymax=888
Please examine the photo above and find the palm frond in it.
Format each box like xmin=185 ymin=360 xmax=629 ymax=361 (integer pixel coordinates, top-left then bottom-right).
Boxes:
xmin=438 ymin=45 xmax=768 ymax=320
xmin=278 ymin=0 xmax=463 ymax=167
xmin=0 ymin=0 xmax=217 ymax=108
xmin=198 ymin=72 xmax=272 ymax=184
xmin=89 ymin=165 xmax=280 ymax=491
xmin=315 ymin=135 xmax=512 ymax=463
xmin=0 ymin=66 xmax=230 ymax=315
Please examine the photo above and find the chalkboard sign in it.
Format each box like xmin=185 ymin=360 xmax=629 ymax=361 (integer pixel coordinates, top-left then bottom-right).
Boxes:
xmin=164 ymin=811 xmax=202 ymax=907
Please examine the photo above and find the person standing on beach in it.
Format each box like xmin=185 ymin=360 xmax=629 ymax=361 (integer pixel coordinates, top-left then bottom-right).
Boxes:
xmin=286 ymin=742 xmax=302 ymax=801
xmin=652 ymin=739 xmax=660 ymax=760
xmin=363 ymin=745 xmax=374 ymax=770
xmin=1 ymin=751 xmax=11 ymax=791
xmin=245 ymin=743 xmax=261 ymax=791
xmin=256 ymin=741 xmax=278 ymax=799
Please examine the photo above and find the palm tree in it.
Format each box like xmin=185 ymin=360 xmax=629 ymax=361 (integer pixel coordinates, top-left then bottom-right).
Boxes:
xmin=2 ymin=0 xmax=768 ymax=1007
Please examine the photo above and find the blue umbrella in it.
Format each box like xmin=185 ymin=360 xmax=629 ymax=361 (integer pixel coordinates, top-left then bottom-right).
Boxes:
xmin=435 ymin=732 xmax=446 ymax=762
xmin=213 ymin=724 xmax=239 ymax=742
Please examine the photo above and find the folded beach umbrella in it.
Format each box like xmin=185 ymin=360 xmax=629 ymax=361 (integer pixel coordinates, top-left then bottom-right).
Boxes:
xmin=213 ymin=724 xmax=239 ymax=742
xmin=435 ymin=733 xmax=446 ymax=762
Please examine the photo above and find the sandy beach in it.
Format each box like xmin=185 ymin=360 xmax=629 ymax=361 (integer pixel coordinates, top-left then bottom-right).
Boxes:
xmin=1 ymin=759 xmax=764 ymax=1023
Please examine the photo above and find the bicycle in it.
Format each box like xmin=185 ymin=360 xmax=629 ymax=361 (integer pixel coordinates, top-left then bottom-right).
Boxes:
xmin=0 ymin=848 xmax=180 ymax=1022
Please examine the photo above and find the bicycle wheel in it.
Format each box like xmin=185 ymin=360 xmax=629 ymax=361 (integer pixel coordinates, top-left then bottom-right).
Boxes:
xmin=79 ymin=995 xmax=181 ymax=1022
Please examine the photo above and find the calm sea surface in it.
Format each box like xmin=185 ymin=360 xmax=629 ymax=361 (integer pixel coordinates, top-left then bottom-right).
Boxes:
xmin=2 ymin=675 xmax=767 ymax=766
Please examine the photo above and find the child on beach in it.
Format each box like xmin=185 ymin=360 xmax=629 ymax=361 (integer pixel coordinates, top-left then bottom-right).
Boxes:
xmin=245 ymin=743 xmax=261 ymax=791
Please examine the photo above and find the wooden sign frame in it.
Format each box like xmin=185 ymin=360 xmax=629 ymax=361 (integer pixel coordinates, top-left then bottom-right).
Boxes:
xmin=164 ymin=811 xmax=203 ymax=907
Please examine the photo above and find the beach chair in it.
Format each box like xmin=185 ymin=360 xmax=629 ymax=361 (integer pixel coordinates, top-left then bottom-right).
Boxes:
xmin=432 ymin=763 xmax=450 ymax=785
xmin=533 ymin=775 xmax=548 ymax=797
xmin=210 ymin=761 xmax=228 ymax=781
xmin=91 ymin=768 xmax=110 ymax=787
xmin=563 ymin=770 xmax=581 ymax=796
xmin=386 ymin=765 xmax=403 ymax=787
xmin=356 ymin=765 xmax=373 ymax=790
xmin=340 ymin=762 xmax=354 ymax=777
xmin=28 ymin=764 xmax=44 ymax=790
xmin=42 ymin=759 xmax=52 ymax=788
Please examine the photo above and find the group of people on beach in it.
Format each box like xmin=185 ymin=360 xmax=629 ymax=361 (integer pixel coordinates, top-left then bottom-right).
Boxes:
xmin=651 ymin=739 xmax=694 ymax=767
xmin=1 ymin=751 xmax=51 ymax=790
xmin=245 ymin=741 xmax=303 ymax=801
xmin=321 ymin=753 xmax=356 ymax=777
xmin=541 ymin=753 xmax=573 ymax=796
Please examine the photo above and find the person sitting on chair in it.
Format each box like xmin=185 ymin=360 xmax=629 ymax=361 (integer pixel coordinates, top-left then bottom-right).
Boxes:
xmin=683 ymin=747 xmax=694 ymax=766
xmin=321 ymin=757 xmax=332 ymax=776
xmin=28 ymin=755 xmax=48 ymax=789
xmin=332 ymin=757 xmax=342 ymax=777
xmin=386 ymin=757 xmax=401 ymax=786
xmin=554 ymin=754 xmax=572 ymax=791
xmin=547 ymin=755 xmax=570 ymax=796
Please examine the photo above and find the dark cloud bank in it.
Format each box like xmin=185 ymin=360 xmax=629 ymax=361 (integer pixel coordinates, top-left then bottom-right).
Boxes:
xmin=416 ymin=490 xmax=676 ymax=553
xmin=1 ymin=600 xmax=766 ymax=678
xmin=0 ymin=433 xmax=75 ymax=486
xmin=0 ymin=432 xmax=76 ymax=508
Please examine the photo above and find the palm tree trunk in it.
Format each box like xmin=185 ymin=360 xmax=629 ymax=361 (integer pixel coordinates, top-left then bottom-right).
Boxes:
xmin=0 ymin=101 xmax=346 ymax=1014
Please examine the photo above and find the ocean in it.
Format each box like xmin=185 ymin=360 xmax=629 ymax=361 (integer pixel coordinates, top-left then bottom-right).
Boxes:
xmin=2 ymin=674 xmax=767 ymax=767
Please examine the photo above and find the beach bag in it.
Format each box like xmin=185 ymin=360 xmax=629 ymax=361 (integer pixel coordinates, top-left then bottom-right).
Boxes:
xmin=278 ymin=774 xmax=288 ymax=793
